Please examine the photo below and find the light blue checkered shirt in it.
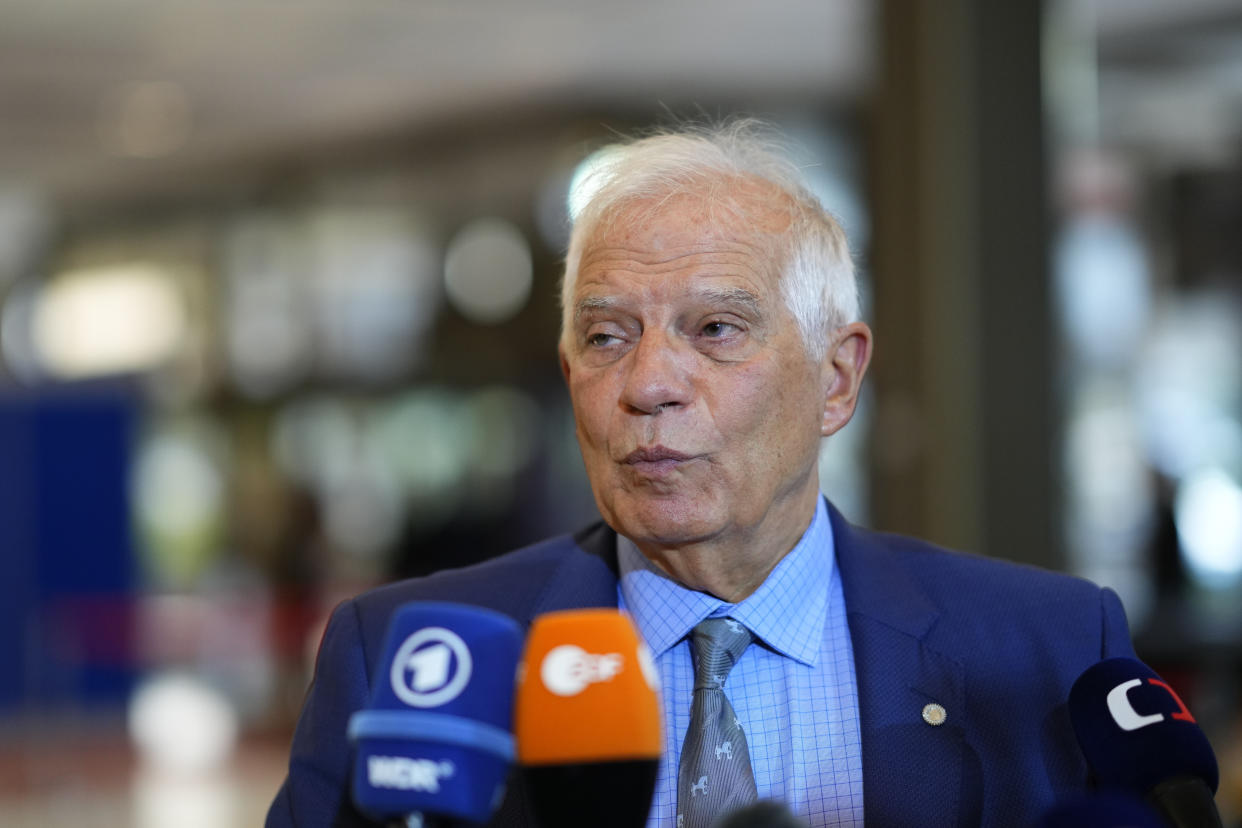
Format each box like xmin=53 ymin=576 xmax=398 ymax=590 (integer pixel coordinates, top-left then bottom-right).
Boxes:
xmin=617 ymin=497 xmax=864 ymax=827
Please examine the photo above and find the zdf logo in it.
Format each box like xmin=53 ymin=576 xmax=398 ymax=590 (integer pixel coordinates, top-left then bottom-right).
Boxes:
xmin=1106 ymin=677 xmax=1196 ymax=732
xmin=540 ymin=645 xmax=624 ymax=697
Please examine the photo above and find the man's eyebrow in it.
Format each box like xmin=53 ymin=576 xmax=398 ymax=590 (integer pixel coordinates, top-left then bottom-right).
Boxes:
xmin=572 ymin=287 xmax=766 ymax=326
xmin=696 ymin=287 xmax=764 ymax=317
xmin=572 ymin=296 xmax=618 ymax=327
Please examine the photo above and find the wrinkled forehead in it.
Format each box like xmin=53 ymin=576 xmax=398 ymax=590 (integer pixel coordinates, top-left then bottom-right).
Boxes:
xmin=589 ymin=177 xmax=794 ymax=245
xmin=579 ymin=189 xmax=792 ymax=291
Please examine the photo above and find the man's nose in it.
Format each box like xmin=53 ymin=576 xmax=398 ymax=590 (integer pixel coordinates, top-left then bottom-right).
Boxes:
xmin=619 ymin=330 xmax=693 ymax=416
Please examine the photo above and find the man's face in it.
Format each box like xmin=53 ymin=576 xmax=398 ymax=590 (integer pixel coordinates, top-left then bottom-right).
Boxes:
xmin=560 ymin=189 xmax=844 ymax=556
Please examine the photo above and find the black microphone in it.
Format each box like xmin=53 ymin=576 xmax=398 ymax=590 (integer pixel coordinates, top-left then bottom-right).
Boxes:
xmin=347 ymin=602 xmax=523 ymax=826
xmin=1068 ymin=658 xmax=1221 ymax=827
xmin=710 ymin=800 xmax=809 ymax=828
xmin=1039 ymin=791 xmax=1166 ymax=827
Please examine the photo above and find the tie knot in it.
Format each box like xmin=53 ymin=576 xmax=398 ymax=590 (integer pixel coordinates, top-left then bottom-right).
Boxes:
xmin=690 ymin=617 xmax=752 ymax=690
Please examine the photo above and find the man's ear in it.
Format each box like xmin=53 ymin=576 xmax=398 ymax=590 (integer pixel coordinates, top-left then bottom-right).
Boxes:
xmin=820 ymin=321 xmax=873 ymax=437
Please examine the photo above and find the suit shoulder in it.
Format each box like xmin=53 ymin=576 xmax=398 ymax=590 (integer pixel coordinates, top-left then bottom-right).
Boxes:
xmin=355 ymin=533 xmax=579 ymax=616
xmin=347 ymin=523 xmax=617 ymax=647
xmin=850 ymin=526 xmax=1132 ymax=663
xmin=867 ymin=528 xmax=1104 ymax=605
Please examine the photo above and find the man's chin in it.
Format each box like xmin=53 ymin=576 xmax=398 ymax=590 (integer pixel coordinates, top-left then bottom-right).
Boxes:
xmin=607 ymin=502 xmax=725 ymax=550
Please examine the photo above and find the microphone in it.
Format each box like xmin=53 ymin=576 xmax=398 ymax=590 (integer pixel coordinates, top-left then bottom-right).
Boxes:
xmin=1039 ymin=791 xmax=1166 ymax=827
xmin=1068 ymin=658 xmax=1221 ymax=828
xmin=347 ymin=601 xmax=523 ymax=826
xmin=710 ymin=800 xmax=809 ymax=828
xmin=515 ymin=608 xmax=662 ymax=828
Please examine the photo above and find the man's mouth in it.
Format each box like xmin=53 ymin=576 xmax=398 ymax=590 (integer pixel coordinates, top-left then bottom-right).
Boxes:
xmin=623 ymin=446 xmax=695 ymax=475
xmin=625 ymin=446 xmax=693 ymax=463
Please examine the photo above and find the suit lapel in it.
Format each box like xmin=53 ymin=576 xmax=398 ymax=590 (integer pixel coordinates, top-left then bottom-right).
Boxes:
xmin=528 ymin=521 xmax=620 ymax=617
xmin=830 ymin=504 xmax=968 ymax=827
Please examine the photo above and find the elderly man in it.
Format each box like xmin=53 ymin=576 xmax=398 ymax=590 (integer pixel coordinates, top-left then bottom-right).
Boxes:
xmin=269 ymin=124 xmax=1138 ymax=827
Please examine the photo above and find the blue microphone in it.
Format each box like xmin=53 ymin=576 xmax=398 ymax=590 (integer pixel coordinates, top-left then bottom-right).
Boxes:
xmin=1068 ymin=658 xmax=1221 ymax=827
xmin=348 ymin=602 xmax=523 ymax=826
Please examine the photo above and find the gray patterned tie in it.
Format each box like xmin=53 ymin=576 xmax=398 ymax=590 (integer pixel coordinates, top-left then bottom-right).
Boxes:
xmin=677 ymin=617 xmax=758 ymax=828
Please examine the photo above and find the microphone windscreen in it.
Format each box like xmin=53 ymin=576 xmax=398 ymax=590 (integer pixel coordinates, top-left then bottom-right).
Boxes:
xmin=1038 ymin=791 xmax=1166 ymax=827
xmin=1068 ymin=658 xmax=1218 ymax=795
xmin=515 ymin=609 xmax=662 ymax=828
xmin=515 ymin=608 xmax=662 ymax=765
xmin=348 ymin=601 xmax=523 ymax=824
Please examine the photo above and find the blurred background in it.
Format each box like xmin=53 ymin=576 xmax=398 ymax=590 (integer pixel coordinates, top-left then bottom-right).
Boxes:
xmin=1 ymin=0 xmax=1241 ymax=824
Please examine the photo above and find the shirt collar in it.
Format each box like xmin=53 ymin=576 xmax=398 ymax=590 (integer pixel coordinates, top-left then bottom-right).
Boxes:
xmin=617 ymin=496 xmax=834 ymax=667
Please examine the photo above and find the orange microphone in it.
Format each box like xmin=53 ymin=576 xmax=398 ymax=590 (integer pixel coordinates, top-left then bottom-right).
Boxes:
xmin=515 ymin=608 xmax=662 ymax=828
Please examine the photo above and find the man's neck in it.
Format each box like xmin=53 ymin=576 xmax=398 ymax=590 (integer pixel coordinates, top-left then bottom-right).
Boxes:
xmin=632 ymin=488 xmax=820 ymax=602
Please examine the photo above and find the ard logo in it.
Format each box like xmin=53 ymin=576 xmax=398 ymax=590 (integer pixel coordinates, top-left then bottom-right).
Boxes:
xmin=390 ymin=627 xmax=473 ymax=708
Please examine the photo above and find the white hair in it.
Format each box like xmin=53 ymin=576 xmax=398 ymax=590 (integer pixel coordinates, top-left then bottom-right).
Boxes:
xmin=560 ymin=121 xmax=859 ymax=360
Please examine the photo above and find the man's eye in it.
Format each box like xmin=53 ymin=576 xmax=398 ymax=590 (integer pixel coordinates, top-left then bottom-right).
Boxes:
xmin=702 ymin=321 xmax=736 ymax=338
xmin=586 ymin=332 xmax=618 ymax=347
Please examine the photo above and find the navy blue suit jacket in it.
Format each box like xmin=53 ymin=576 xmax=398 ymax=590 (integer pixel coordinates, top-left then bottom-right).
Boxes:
xmin=268 ymin=502 xmax=1136 ymax=827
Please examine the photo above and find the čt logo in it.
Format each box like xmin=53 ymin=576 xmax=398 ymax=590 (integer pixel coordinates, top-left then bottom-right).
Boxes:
xmin=1106 ymin=677 xmax=1195 ymax=731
